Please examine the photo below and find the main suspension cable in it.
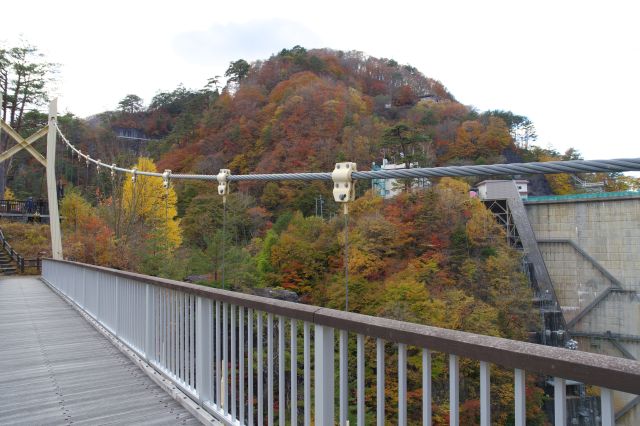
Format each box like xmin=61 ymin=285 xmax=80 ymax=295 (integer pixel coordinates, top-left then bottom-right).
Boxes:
xmin=56 ymin=124 xmax=640 ymax=181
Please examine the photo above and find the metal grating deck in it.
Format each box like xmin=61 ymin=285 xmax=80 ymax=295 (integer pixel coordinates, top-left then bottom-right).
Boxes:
xmin=0 ymin=276 xmax=199 ymax=425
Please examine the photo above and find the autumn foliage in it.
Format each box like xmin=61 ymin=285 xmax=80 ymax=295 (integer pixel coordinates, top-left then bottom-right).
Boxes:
xmin=18 ymin=45 xmax=638 ymax=424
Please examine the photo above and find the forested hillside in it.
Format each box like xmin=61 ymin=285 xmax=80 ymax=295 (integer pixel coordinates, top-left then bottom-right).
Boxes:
xmin=5 ymin=45 xmax=639 ymax=423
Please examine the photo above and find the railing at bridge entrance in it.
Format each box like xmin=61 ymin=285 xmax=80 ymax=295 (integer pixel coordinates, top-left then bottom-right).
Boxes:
xmin=42 ymin=259 xmax=640 ymax=426
xmin=0 ymin=199 xmax=49 ymax=216
xmin=0 ymin=228 xmax=42 ymax=273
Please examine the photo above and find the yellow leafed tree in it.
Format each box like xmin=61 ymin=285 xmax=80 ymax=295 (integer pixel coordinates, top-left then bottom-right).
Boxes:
xmin=121 ymin=157 xmax=182 ymax=249
xmin=4 ymin=188 xmax=15 ymax=200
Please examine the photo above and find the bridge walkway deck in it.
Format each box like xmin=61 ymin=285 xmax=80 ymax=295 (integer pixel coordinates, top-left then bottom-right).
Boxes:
xmin=0 ymin=276 xmax=198 ymax=425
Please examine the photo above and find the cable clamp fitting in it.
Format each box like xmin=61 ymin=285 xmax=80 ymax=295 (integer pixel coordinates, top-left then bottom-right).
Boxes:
xmin=217 ymin=169 xmax=231 ymax=197
xmin=162 ymin=170 xmax=172 ymax=189
xmin=96 ymin=160 xmax=102 ymax=173
xmin=86 ymin=155 xmax=91 ymax=167
xmin=131 ymin=167 xmax=137 ymax=183
xmin=332 ymin=162 xmax=357 ymax=202
xmin=110 ymin=163 xmax=117 ymax=179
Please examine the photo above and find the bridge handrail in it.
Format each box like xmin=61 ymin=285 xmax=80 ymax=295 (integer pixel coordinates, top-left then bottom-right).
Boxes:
xmin=0 ymin=199 xmax=49 ymax=215
xmin=42 ymin=258 xmax=640 ymax=393
xmin=42 ymin=258 xmax=640 ymax=425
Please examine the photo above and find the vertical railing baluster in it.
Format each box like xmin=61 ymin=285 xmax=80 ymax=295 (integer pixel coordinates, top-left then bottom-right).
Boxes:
xmin=449 ymin=354 xmax=459 ymax=426
xmin=184 ymin=293 xmax=188 ymax=382
xmin=315 ymin=325 xmax=334 ymax=426
xmin=232 ymin=304 xmax=237 ymax=420
xmin=162 ymin=289 xmax=166 ymax=368
xmin=248 ymin=308 xmax=254 ymax=426
xmin=514 ymin=369 xmax=526 ymax=426
xmin=554 ymin=377 xmax=566 ymax=426
xmin=169 ymin=290 xmax=176 ymax=374
xmin=304 ymin=322 xmax=311 ymax=426
xmin=173 ymin=290 xmax=176 ymax=375
xmin=223 ymin=302 xmax=228 ymax=416
xmin=376 ymin=338 xmax=385 ymax=426
xmin=173 ymin=290 xmax=177 ymax=375
xmin=161 ymin=289 xmax=164 ymax=368
xmin=268 ymin=313 xmax=274 ymax=426
xmin=357 ymin=334 xmax=364 ymax=426
xmin=166 ymin=289 xmax=170 ymax=372
xmin=181 ymin=293 xmax=186 ymax=382
xmin=240 ymin=306 xmax=245 ymax=425
xmin=216 ymin=301 xmax=221 ymax=407
xmin=196 ymin=296 xmax=213 ymax=404
xmin=157 ymin=289 xmax=161 ymax=365
xmin=279 ymin=316 xmax=285 ymax=426
xmin=145 ymin=284 xmax=155 ymax=363
xmin=398 ymin=343 xmax=407 ymax=426
xmin=601 ymin=388 xmax=614 ymax=426
xmin=291 ymin=319 xmax=297 ymax=426
xmin=339 ymin=329 xmax=348 ymax=426
xmin=190 ymin=294 xmax=195 ymax=389
xmin=423 ymin=349 xmax=432 ymax=426
xmin=178 ymin=292 xmax=183 ymax=381
xmin=258 ymin=312 xmax=264 ymax=426
xmin=480 ymin=361 xmax=490 ymax=426
xmin=115 ymin=277 xmax=119 ymax=336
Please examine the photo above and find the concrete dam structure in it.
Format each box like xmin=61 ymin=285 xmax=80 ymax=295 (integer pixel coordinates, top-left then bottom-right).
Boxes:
xmin=480 ymin=182 xmax=640 ymax=425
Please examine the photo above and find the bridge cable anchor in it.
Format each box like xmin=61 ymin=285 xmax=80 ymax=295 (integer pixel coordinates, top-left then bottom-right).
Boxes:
xmin=162 ymin=169 xmax=172 ymax=189
xmin=331 ymin=162 xmax=357 ymax=215
xmin=331 ymin=161 xmax=356 ymax=311
xmin=217 ymin=169 xmax=231 ymax=205
xmin=216 ymin=169 xmax=231 ymax=289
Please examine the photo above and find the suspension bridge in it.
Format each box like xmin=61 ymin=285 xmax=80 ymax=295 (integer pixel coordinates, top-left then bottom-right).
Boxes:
xmin=1 ymin=99 xmax=639 ymax=425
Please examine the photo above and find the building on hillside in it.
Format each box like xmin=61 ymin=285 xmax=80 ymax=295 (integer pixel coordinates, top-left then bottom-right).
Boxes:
xmin=417 ymin=93 xmax=439 ymax=104
xmin=371 ymin=158 xmax=430 ymax=198
xmin=477 ymin=179 xmax=529 ymax=200
xmin=112 ymin=126 xmax=153 ymax=141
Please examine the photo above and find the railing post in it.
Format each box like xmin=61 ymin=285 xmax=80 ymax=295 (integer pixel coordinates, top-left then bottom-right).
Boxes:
xmin=449 ymin=354 xmax=459 ymax=426
xmin=145 ymin=284 xmax=156 ymax=362
xmin=376 ymin=339 xmax=385 ymax=426
xmin=480 ymin=361 xmax=490 ymax=426
xmin=601 ymin=388 xmax=614 ymax=426
xmin=514 ymin=369 xmax=526 ymax=426
xmin=339 ymin=330 xmax=348 ymax=426
xmin=314 ymin=324 xmax=334 ymax=426
xmin=398 ymin=343 xmax=407 ymax=426
xmin=554 ymin=377 xmax=566 ymax=426
xmin=114 ymin=276 xmax=119 ymax=336
xmin=196 ymin=296 xmax=213 ymax=405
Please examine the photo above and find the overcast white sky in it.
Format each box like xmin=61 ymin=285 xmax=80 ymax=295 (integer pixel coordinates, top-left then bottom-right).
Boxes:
xmin=2 ymin=0 xmax=639 ymax=161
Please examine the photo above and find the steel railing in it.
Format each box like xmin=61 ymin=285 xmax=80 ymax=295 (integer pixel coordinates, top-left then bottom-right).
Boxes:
xmin=41 ymin=259 xmax=640 ymax=426
xmin=0 ymin=199 xmax=49 ymax=215
xmin=0 ymin=228 xmax=42 ymax=273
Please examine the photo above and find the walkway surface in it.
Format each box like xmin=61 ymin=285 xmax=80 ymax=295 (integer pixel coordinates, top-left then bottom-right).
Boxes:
xmin=0 ymin=276 xmax=198 ymax=425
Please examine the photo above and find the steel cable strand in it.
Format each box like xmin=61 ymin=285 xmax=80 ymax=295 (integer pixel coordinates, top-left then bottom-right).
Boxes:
xmin=56 ymin=124 xmax=640 ymax=180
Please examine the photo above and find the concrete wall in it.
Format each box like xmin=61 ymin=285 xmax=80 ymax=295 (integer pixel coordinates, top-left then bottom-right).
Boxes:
xmin=526 ymin=197 xmax=640 ymax=424
xmin=526 ymin=198 xmax=640 ymax=292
